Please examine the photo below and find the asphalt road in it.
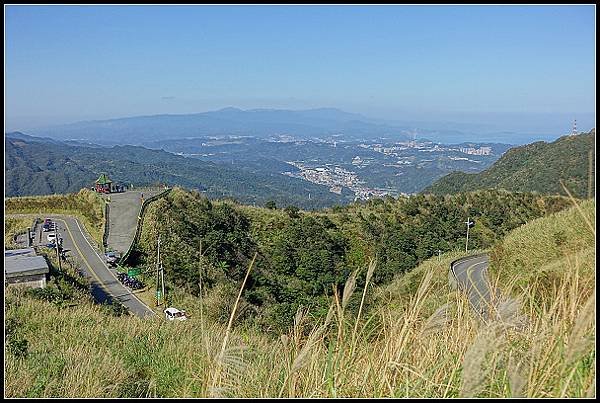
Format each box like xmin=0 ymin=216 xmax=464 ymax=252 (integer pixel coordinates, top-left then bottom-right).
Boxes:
xmin=451 ymin=254 xmax=493 ymax=318
xmin=102 ymin=188 xmax=164 ymax=255
xmin=33 ymin=215 xmax=155 ymax=318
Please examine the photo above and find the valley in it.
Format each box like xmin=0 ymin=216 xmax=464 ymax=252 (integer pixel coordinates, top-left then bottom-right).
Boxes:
xmin=143 ymin=134 xmax=512 ymax=198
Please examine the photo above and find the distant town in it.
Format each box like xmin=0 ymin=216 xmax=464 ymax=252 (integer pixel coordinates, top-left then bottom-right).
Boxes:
xmin=278 ymin=137 xmax=505 ymax=200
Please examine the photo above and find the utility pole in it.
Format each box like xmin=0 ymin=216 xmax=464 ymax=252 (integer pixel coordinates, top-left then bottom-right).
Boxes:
xmin=54 ymin=230 xmax=62 ymax=271
xmin=161 ymin=261 xmax=166 ymax=307
xmin=199 ymin=241 xmax=204 ymax=324
xmin=464 ymin=217 xmax=474 ymax=253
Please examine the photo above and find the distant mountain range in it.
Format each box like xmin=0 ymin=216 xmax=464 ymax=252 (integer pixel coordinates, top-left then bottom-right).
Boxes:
xmin=423 ymin=130 xmax=595 ymax=198
xmin=25 ymin=106 xmax=534 ymax=146
xmin=27 ymin=107 xmax=418 ymax=145
xmin=14 ymin=107 xmax=592 ymax=146
xmin=5 ymin=132 xmax=354 ymax=209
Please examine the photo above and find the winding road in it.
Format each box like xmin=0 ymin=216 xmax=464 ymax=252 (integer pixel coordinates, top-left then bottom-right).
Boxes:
xmin=451 ymin=254 xmax=494 ymax=318
xmin=30 ymin=214 xmax=155 ymax=318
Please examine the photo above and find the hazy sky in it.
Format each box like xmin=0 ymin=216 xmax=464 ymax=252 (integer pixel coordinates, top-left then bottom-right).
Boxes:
xmin=5 ymin=5 xmax=596 ymax=134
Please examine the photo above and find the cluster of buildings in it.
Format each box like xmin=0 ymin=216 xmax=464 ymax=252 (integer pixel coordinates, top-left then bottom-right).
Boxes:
xmin=283 ymin=162 xmax=394 ymax=200
xmin=284 ymin=163 xmax=361 ymax=190
xmin=361 ymin=140 xmax=493 ymax=158
xmin=458 ymin=146 xmax=492 ymax=155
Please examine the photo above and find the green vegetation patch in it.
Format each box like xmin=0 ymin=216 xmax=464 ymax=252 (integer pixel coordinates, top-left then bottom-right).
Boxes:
xmin=130 ymin=187 xmax=574 ymax=333
xmin=424 ymin=131 xmax=595 ymax=198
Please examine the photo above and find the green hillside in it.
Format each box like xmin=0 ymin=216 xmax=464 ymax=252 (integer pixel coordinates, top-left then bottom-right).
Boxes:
xmin=5 ymin=195 xmax=594 ymax=397
xmin=423 ymin=130 xmax=595 ymax=198
xmin=129 ymin=187 xmax=573 ymax=331
xmin=5 ymin=133 xmax=353 ymax=209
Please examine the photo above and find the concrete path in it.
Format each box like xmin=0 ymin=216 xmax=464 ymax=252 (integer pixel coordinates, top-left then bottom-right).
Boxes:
xmin=102 ymin=187 xmax=164 ymax=255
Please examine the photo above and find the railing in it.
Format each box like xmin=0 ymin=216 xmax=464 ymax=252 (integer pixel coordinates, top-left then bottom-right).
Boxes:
xmin=102 ymin=201 xmax=110 ymax=250
xmin=119 ymin=188 xmax=172 ymax=266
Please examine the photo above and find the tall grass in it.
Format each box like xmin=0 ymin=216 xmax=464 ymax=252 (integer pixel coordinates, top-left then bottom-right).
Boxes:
xmin=4 ymin=216 xmax=34 ymax=249
xmin=4 ymin=201 xmax=595 ymax=397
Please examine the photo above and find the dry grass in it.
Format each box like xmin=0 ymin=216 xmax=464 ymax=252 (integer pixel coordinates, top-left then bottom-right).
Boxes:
xmin=5 ymin=189 xmax=105 ymax=247
xmin=4 ymin=201 xmax=595 ymax=398
xmin=4 ymin=216 xmax=34 ymax=249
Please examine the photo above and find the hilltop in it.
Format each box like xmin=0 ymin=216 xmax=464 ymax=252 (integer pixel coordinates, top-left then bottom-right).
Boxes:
xmin=423 ymin=130 xmax=595 ymax=198
xmin=130 ymin=187 xmax=574 ymax=331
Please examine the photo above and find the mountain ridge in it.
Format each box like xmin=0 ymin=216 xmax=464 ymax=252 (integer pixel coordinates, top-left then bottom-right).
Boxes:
xmin=27 ymin=107 xmax=411 ymax=145
xmin=422 ymin=130 xmax=595 ymax=198
xmin=4 ymin=133 xmax=354 ymax=208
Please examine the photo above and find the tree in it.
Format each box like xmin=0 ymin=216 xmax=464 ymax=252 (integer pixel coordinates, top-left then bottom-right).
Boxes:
xmin=284 ymin=205 xmax=301 ymax=219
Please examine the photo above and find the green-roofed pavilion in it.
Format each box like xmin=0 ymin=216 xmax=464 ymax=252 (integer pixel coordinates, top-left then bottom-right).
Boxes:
xmin=96 ymin=173 xmax=112 ymax=185
xmin=95 ymin=173 xmax=114 ymax=193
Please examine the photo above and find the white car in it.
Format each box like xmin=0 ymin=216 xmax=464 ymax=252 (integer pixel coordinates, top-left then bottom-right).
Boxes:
xmin=164 ymin=307 xmax=188 ymax=321
xmin=47 ymin=233 xmax=57 ymax=243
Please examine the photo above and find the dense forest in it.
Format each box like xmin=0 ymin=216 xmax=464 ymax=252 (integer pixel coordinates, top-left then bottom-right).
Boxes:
xmin=423 ymin=130 xmax=595 ymax=198
xmin=132 ymin=187 xmax=574 ymax=332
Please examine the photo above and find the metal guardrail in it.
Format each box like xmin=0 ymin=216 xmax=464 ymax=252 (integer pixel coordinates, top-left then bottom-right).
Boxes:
xmin=119 ymin=188 xmax=172 ymax=266
xmin=102 ymin=202 xmax=110 ymax=250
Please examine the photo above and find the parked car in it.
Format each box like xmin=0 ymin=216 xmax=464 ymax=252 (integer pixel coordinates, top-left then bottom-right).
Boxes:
xmin=47 ymin=233 xmax=57 ymax=243
xmin=164 ymin=307 xmax=188 ymax=321
xmin=105 ymin=251 xmax=119 ymax=266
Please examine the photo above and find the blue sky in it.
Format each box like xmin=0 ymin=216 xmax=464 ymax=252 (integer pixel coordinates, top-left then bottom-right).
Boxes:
xmin=5 ymin=5 xmax=596 ymax=136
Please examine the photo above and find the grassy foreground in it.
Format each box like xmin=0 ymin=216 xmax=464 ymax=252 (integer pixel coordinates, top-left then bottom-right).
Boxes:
xmin=4 ymin=199 xmax=595 ymax=397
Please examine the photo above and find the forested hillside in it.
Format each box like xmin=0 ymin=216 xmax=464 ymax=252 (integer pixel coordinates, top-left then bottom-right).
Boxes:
xmin=423 ymin=130 xmax=595 ymax=197
xmin=5 ymin=189 xmax=596 ymax=398
xmin=132 ymin=187 xmax=573 ymax=331
xmin=5 ymin=133 xmax=353 ymax=209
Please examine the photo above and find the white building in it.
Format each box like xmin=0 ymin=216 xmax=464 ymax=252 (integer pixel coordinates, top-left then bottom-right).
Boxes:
xmin=5 ymin=248 xmax=49 ymax=289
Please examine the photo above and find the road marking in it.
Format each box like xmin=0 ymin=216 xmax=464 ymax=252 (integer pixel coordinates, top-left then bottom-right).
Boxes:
xmin=57 ymin=217 xmax=154 ymax=316
xmin=466 ymin=261 xmax=487 ymax=276
xmin=465 ymin=260 xmax=492 ymax=313
xmin=72 ymin=217 xmax=154 ymax=313
xmin=55 ymin=218 xmax=110 ymax=294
